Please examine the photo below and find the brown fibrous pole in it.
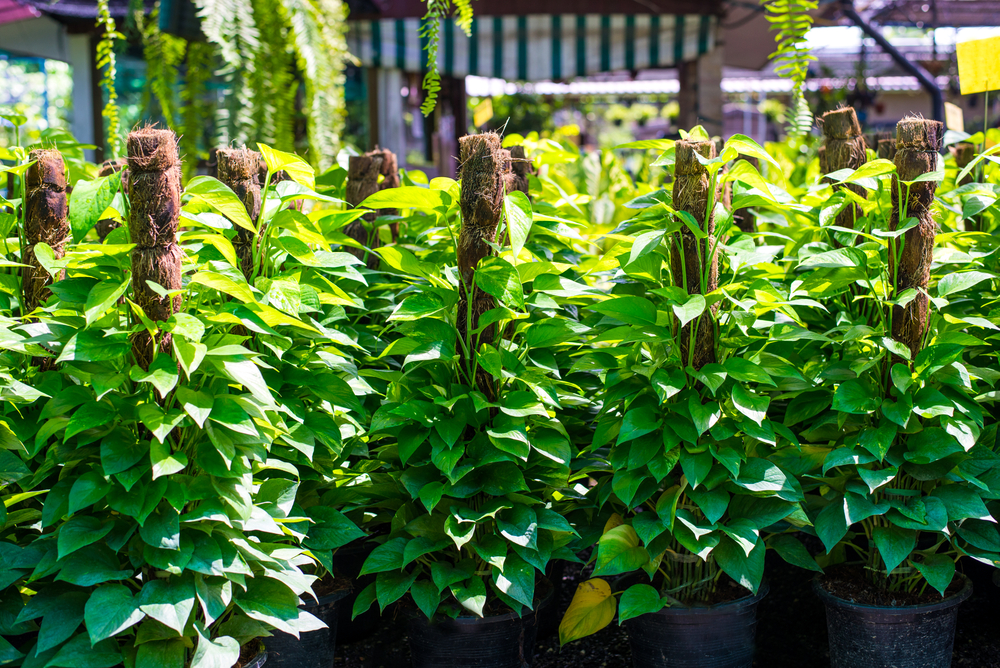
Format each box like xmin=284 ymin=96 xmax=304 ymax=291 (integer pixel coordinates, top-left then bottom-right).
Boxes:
xmin=458 ymin=132 xmax=505 ymax=400
xmin=890 ymin=117 xmax=943 ymax=359
xmin=671 ymin=140 xmax=718 ymax=370
xmin=509 ymin=145 xmax=533 ymax=199
xmin=365 ymin=147 xmax=402 ymax=240
xmin=127 ymin=128 xmax=183 ymax=370
xmin=821 ymin=107 xmax=868 ymax=237
xmin=344 ymin=154 xmax=384 ymax=269
xmin=217 ymin=148 xmax=262 ymax=281
xmin=95 ymin=157 xmax=128 ymax=241
xmin=22 ymin=149 xmax=69 ymax=315
xmin=876 ymin=132 xmax=897 ymax=161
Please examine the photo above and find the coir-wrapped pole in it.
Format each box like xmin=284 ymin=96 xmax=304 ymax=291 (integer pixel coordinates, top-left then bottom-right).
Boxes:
xmin=876 ymin=132 xmax=897 ymax=161
xmin=890 ymin=117 xmax=943 ymax=359
xmin=217 ymin=148 xmax=262 ymax=281
xmin=127 ymin=128 xmax=182 ymax=370
xmin=96 ymin=157 xmax=127 ymax=241
xmin=822 ymin=107 xmax=868 ymax=237
xmin=365 ymin=147 xmax=401 ymax=240
xmin=344 ymin=154 xmax=383 ymax=269
xmin=671 ymin=140 xmax=718 ymax=370
xmin=457 ymin=132 xmax=505 ymax=400
xmin=22 ymin=149 xmax=69 ymax=314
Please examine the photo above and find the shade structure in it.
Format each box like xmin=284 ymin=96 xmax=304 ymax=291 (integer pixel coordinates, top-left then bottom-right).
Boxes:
xmin=347 ymin=13 xmax=718 ymax=82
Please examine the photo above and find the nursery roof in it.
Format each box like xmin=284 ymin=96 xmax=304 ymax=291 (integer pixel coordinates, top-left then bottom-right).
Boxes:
xmin=0 ymin=0 xmax=150 ymax=24
xmin=346 ymin=14 xmax=719 ymax=82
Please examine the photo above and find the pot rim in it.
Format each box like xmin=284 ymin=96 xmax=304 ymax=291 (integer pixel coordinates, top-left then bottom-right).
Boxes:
xmin=238 ymin=650 xmax=268 ymax=668
xmin=812 ymin=573 xmax=972 ymax=613
xmin=643 ymin=581 xmax=769 ymax=617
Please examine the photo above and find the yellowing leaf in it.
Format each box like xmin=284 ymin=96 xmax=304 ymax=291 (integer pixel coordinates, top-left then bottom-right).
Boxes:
xmin=258 ymin=143 xmax=315 ymax=191
xmin=185 ymin=176 xmax=256 ymax=234
xmin=190 ymin=271 xmax=254 ymax=303
xmin=559 ymin=579 xmax=616 ymax=645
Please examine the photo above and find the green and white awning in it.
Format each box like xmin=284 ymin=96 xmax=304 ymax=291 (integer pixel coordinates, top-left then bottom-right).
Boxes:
xmin=347 ymin=14 xmax=717 ymax=82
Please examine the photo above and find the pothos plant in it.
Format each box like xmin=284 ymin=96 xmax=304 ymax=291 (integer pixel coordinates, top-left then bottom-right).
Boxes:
xmin=0 ymin=142 xmax=373 ymax=667
xmin=348 ymin=161 xmax=587 ymax=621
xmin=788 ymin=137 xmax=1000 ymax=599
xmin=559 ymin=130 xmax=822 ymax=645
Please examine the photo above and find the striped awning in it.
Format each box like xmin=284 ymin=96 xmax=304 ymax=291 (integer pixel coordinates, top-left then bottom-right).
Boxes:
xmin=347 ymin=14 xmax=718 ymax=82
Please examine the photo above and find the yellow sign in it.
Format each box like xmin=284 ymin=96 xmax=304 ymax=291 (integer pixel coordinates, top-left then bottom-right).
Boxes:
xmin=473 ymin=98 xmax=494 ymax=128
xmin=944 ymin=102 xmax=965 ymax=132
xmin=956 ymin=35 xmax=1000 ymax=95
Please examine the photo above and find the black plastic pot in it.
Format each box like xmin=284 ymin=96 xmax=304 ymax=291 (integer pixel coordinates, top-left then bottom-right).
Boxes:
xmin=624 ymin=584 xmax=769 ymax=668
xmin=331 ymin=541 xmax=379 ymax=642
xmin=263 ymin=588 xmax=348 ymax=668
xmin=407 ymin=582 xmax=553 ymax=668
xmin=814 ymin=575 xmax=972 ymax=668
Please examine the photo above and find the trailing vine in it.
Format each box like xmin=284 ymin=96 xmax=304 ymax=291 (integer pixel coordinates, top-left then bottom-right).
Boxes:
xmin=179 ymin=42 xmax=213 ymax=178
xmin=95 ymin=0 xmax=124 ymax=156
xmin=419 ymin=0 xmax=473 ymax=116
xmin=763 ymin=0 xmax=817 ymax=138
xmin=140 ymin=2 xmax=185 ymax=128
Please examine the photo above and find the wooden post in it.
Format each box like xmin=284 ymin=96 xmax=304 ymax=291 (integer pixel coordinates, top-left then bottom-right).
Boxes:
xmin=671 ymin=140 xmax=718 ymax=370
xmin=22 ymin=149 xmax=69 ymax=315
xmin=821 ymin=107 xmax=868 ymax=239
xmin=127 ymin=128 xmax=182 ymax=369
xmin=890 ymin=117 xmax=943 ymax=359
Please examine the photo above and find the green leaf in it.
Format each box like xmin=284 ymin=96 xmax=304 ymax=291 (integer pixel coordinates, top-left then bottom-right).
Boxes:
xmin=137 ymin=404 xmax=186 ymax=445
xmin=832 ymin=379 xmax=880 ymax=414
xmin=351 ymin=582 xmax=377 ymax=621
xmin=360 ymin=538 xmax=407 ymax=575
xmin=135 ymin=639 xmax=185 ymax=668
xmin=0 ymin=450 xmax=30 ymax=487
xmin=190 ymin=271 xmax=254 ymax=303
xmin=58 ymin=516 xmax=113 ymax=559
xmin=56 ymin=330 xmax=129 ymax=363
xmin=139 ymin=503 xmax=180 ymax=551
xmin=855 ymin=420 xmax=898 ymax=462
xmin=185 ymin=177 xmax=256 ymax=234
xmin=68 ymin=470 xmax=111 ymax=513
xmin=618 ymin=583 xmax=664 ymax=624
xmin=130 ymin=355 xmax=179 ymax=399
xmin=713 ymin=536 xmax=764 ymax=594
xmin=930 ymin=486 xmax=992 ymax=522
xmin=475 ymin=257 xmax=524 ymax=310
xmin=503 ymin=191 xmax=533 ymax=258
xmin=912 ymin=554 xmax=956 ymax=596
xmin=589 ymin=296 xmax=657 ymax=327
xmin=258 ymin=143 xmax=315 ymax=190
xmin=592 ymin=525 xmax=649 ymax=577
xmin=770 ymin=534 xmax=823 ymax=573
xmin=873 ymin=525 xmax=917 ymax=574
xmin=84 ymin=279 xmax=129 ymax=326
xmin=138 ymin=579 xmax=196 ymax=634
xmin=450 ymin=576 xmax=487 ymax=618
xmin=69 ymin=173 xmax=121 ymax=242
xmin=937 ymin=271 xmax=994 ymax=297
xmin=45 ymin=633 xmax=121 ymax=667
xmin=191 ymin=626 xmax=239 ymax=668
xmin=410 ymin=580 xmax=440 ymax=619
xmin=174 ymin=339 xmax=207 ymax=379
xmin=559 ymin=579 xmax=616 ymax=645
xmin=359 ymin=186 xmax=450 ymax=211
xmin=492 ymin=553 xmax=535 ymax=608
xmin=65 ymin=402 xmax=115 ymax=442
xmin=175 ymin=386 xmax=213 ymax=429
xmin=498 ymin=505 xmax=538 ymax=549
xmin=672 ymin=294 xmax=706 ymax=328
xmin=85 ymin=584 xmax=145 ymax=645
xmin=376 ymin=570 xmax=418 ymax=612
xmin=732 ymin=385 xmax=769 ymax=426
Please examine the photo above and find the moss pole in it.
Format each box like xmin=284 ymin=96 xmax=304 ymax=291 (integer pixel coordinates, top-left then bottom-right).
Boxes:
xmin=127 ymin=128 xmax=182 ymax=369
xmin=822 ymin=107 xmax=868 ymax=238
xmin=890 ymin=117 xmax=943 ymax=359
xmin=344 ymin=154 xmax=383 ymax=269
xmin=217 ymin=148 xmax=263 ymax=281
xmin=22 ymin=149 xmax=69 ymax=315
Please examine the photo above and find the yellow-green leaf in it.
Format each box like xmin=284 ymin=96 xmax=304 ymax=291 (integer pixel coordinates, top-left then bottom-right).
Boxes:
xmin=258 ymin=143 xmax=315 ymax=191
xmin=559 ymin=579 xmax=616 ymax=645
